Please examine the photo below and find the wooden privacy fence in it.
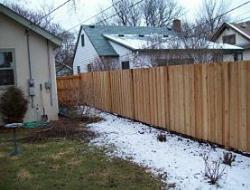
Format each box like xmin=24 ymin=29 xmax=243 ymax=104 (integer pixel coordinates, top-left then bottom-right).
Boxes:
xmin=57 ymin=61 xmax=250 ymax=152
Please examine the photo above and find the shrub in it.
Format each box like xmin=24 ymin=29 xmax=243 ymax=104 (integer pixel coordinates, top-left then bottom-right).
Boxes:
xmin=222 ymin=152 xmax=236 ymax=166
xmin=0 ymin=86 xmax=28 ymax=123
xmin=202 ymin=154 xmax=226 ymax=185
xmin=157 ymin=133 xmax=166 ymax=142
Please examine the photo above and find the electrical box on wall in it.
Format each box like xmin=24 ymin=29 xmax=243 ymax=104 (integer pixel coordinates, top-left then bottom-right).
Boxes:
xmin=45 ymin=81 xmax=51 ymax=90
xmin=28 ymin=78 xmax=35 ymax=96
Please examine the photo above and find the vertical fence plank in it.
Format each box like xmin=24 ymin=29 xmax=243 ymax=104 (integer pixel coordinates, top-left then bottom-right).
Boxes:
xmin=222 ymin=63 xmax=230 ymax=148
xmin=164 ymin=67 xmax=170 ymax=129
xmin=238 ymin=62 xmax=247 ymax=151
xmin=183 ymin=64 xmax=195 ymax=137
xmin=247 ymin=61 xmax=250 ymax=152
xmin=229 ymin=62 xmax=239 ymax=149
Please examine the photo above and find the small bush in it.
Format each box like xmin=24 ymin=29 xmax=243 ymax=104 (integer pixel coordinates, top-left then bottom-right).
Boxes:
xmin=157 ymin=133 xmax=166 ymax=142
xmin=0 ymin=86 xmax=28 ymax=123
xmin=81 ymin=115 xmax=103 ymax=124
xmin=222 ymin=152 xmax=236 ymax=166
xmin=202 ymin=154 xmax=225 ymax=185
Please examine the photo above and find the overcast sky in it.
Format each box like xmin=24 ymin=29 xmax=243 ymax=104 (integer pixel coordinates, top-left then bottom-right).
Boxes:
xmin=1 ymin=0 xmax=250 ymax=34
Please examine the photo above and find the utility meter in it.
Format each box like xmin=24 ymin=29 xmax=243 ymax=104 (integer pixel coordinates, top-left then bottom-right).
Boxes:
xmin=28 ymin=78 xmax=35 ymax=96
xmin=45 ymin=81 xmax=51 ymax=90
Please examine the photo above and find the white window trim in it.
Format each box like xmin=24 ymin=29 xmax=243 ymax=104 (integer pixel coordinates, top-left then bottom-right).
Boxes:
xmin=0 ymin=49 xmax=17 ymax=89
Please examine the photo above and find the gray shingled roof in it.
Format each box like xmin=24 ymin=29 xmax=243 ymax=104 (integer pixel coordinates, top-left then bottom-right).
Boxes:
xmin=82 ymin=25 xmax=175 ymax=56
xmin=231 ymin=21 xmax=250 ymax=40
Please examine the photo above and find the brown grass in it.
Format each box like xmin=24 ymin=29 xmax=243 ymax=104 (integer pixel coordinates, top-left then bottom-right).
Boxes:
xmin=17 ymin=169 xmax=32 ymax=181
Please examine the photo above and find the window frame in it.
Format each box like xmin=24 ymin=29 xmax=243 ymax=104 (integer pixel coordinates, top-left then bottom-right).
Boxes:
xmin=121 ymin=61 xmax=130 ymax=70
xmin=0 ymin=49 xmax=16 ymax=88
xmin=222 ymin=34 xmax=236 ymax=45
xmin=77 ymin=65 xmax=81 ymax=74
xmin=81 ymin=34 xmax=85 ymax=47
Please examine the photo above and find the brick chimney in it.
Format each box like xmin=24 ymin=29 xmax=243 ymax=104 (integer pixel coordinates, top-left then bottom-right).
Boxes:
xmin=172 ymin=19 xmax=181 ymax=33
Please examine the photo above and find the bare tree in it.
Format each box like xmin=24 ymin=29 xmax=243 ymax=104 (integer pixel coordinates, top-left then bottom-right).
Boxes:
xmin=142 ymin=0 xmax=183 ymax=27
xmin=111 ymin=0 xmax=141 ymax=26
xmin=55 ymin=30 xmax=75 ymax=75
xmin=196 ymin=0 xmax=231 ymax=38
xmin=89 ymin=57 xmax=119 ymax=71
xmin=97 ymin=0 xmax=183 ymax=27
xmin=6 ymin=3 xmax=57 ymax=33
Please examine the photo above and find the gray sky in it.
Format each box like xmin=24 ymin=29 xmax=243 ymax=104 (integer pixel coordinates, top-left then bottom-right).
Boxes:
xmin=1 ymin=0 xmax=250 ymax=34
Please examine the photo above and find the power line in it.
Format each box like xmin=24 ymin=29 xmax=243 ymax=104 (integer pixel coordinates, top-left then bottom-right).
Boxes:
xmin=60 ymin=0 xmax=146 ymax=36
xmin=48 ymin=0 xmax=146 ymax=42
xmin=36 ymin=0 xmax=72 ymax=24
xmin=64 ymin=0 xmax=125 ymax=33
xmin=233 ymin=15 xmax=250 ymax=23
xmin=95 ymin=0 xmax=144 ymax=25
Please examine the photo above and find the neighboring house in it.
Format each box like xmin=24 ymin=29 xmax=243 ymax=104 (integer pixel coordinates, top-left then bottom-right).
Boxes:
xmin=56 ymin=62 xmax=73 ymax=76
xmin=73 ymin=20 xmax=243 ymax=74
xmin=212 ymin=21 xmax=250 ymax=61
xmin=0 ymin=4 xmax=62 ymax=122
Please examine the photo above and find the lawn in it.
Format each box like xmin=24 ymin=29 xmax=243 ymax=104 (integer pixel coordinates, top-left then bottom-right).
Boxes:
xmin=0 ymin=125 xmax=163 ymax=190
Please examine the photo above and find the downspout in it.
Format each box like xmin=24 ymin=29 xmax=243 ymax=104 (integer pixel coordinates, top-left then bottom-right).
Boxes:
xmin=46 ymin=40 xmax=53 ymax=106
xmin=25 ymin=29 xmax=35 ymax=108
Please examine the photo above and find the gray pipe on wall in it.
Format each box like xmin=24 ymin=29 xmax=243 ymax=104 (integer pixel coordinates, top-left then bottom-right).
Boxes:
xmin=46 ymin=39 xmax=53 ymax=106
xmin=25 ymin=29 xmax=34 ymax=108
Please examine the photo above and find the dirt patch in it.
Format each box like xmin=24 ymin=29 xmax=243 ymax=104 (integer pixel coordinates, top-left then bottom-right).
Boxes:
xmin=68 ymin=158 xmax=82 ymax=167
xmin=50 ymin=150 xmax=73 ymax=160
xmin=49 ymin=164 xmax=61 ymax=172
xmin=81 ymin=115 xmax=103 ymax=124
xmin=22 ymin=117 xmax=97 ymax=143
xmin=0 ymin=152 xmax=5 ymax=158
xmin=17 ymin=169 xmax=32 ymax=181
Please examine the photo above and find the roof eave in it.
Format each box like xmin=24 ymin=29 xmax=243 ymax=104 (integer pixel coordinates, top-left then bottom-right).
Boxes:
xmin=103 ymin=34 xmax=136 ymax=51
xmin=0 ymin=4 xmax=62 ymax=46
xmin=211 ymin=23 xmax=229 ymax=41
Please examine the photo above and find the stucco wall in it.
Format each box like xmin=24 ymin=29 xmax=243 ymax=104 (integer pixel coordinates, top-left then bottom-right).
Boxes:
xmin=73 ymin=28 xmax=99 ymax=74
xmin=0 ymin=13 xmax=58 ymax=122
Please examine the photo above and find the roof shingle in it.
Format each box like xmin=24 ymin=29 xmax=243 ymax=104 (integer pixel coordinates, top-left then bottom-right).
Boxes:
xmin=83 ymin=25 xmax=174 ymax=56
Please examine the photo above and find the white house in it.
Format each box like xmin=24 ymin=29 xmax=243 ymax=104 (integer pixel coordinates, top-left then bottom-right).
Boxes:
xmin=73 ymin=21 xmax=243 ymax=74
xmin=211 ymin=21 xmax=250 ymax=61
xmin=0 ymin=4 xmax=61 ymax=122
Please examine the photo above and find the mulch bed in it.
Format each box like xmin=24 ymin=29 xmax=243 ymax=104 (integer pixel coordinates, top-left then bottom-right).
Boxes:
xmin=20 ymin=115 xmax=102 ymax=143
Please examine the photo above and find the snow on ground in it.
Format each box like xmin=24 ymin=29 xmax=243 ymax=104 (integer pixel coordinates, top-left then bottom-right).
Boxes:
xmin=86 ymin=109 xmax=250 ymax=190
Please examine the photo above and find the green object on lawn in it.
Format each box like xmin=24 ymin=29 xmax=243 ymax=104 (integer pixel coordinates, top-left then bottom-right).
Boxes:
xmin=23 ymin=121 xmax=48 ymax=129
xmin=4 ymin=123 xmax=23 ymax=156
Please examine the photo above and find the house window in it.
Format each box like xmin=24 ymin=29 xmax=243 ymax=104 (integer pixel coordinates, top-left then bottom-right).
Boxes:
xmin=121 ymin=61 xmax=130 ymax=69
xmin=81 ymin=34 xmax=85 ymax=47
xmin=0 ymin=51 xmax=15 ymax=86
xmin=233 ymin=53 xmax=243 ymax=61
xmin=222 ymin=34 xmax=236 ymax=44
xmin=77 ymin=66 xmax=81 ymax=74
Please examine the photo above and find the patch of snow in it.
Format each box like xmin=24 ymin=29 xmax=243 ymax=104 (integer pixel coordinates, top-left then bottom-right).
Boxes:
xmin=87 ymin=110 xmax=250 ymax=190
xmin=103 ymin=33 xmax=243 ymax=50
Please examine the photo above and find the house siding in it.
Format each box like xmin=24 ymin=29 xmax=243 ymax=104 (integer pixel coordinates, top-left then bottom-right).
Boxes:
xmin=73 ymin=28 xmax=99 ymax=74
xmin=0 ymin=13 xmax=58 ymax=122
xmin=108 ymin=41 xmax=133 ymax=68
xmin=215 ymin=27 xmax=250 ymax=61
